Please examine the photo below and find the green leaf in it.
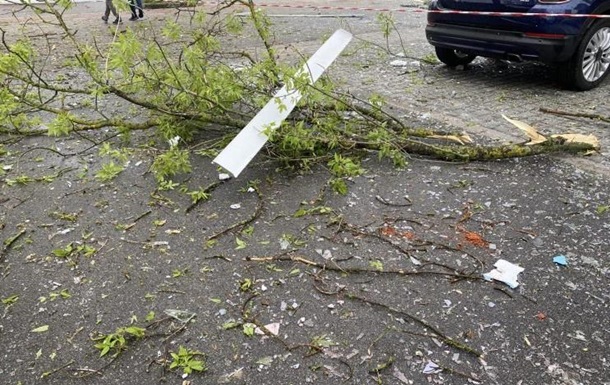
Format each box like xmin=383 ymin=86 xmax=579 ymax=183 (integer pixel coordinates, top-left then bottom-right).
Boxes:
xmin=235 ymin=237 xmax=247 ymax=250
xmin=256 ymin=356 xmax=273 ymax=366
xmin=243 ymin=323 xmax=256 ymax=337
xmin=52 ymin=243 xmax=73 ymax=258
xmin=369 ymin=260 xmax=384 ymax=271
xmin=2 ymin=295 xmax=19 ymax=305
xmin=125 ymin=326 xmax=146 ymax=338
xmin=145 ymin=311 xmax=155 ymax=322
xmin=96 ymin=162 xmax=125 ymax=182
xmin=47 ymin=112 xmax=73 ymax=136
xmin=189 ymin=360 xmax=205 ymax=372
xmin=31 ymin=325 xmax=49 ymax=333
xmin=222 ymin=320 xmax=240 ymax=330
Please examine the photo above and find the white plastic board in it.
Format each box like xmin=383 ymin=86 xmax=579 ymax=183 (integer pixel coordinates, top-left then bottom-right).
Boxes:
xmin=213 ymin=29 xmax=353 ymax=177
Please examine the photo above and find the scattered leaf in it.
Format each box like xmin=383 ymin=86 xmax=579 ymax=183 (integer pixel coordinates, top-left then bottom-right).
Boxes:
xmin=462 ymin=230 xmax=488 ymax=248
xmin=222 ymin=320 xmax=240 ymax=330
xmin=235 ymin=237 xmax=247 ymax=250
xmin=256 ymin=356 xmax=274 ymax=366
xmin=31 ymin=325 xmax=49 ymax=333
xmin=243 ymin=323 xmax=256 ymax=337
xmin=536 ymin=312 xmax=547 ymax=321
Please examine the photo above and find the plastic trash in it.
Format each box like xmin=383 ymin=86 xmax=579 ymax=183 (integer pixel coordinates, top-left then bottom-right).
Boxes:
xmin=423 ymin=360 xmax=442 ymax=374
xmin=553 ymin=255 xmax=568 ymax=266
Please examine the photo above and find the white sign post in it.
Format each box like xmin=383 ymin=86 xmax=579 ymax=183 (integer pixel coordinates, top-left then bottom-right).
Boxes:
xmin=213 ymin=29 xmax=353 ymax=177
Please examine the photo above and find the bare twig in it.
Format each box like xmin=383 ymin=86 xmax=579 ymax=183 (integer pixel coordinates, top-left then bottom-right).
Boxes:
xmin=539 ymin=107 xmax=610 ymax=123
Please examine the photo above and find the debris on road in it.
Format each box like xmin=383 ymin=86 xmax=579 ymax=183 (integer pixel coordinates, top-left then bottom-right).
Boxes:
xmin=553 ymin=255 xmax=568 ymax=266
xmin=422 ymin=360 xmax=442 ymax=374
xmin=483 ymin=259 xmax=524 ymax=289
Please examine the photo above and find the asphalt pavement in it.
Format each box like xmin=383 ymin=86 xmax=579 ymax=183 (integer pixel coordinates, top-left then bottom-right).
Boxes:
xmin=0 ymin=1 xmax=609 ymax=385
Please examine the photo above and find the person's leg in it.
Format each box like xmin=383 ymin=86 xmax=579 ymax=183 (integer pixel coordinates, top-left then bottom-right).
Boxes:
xmin=109 ymin=0 xmax=118 ymax=18
xmin=102 ymin=0 xmax=111 ymax=21
xmin=136 ymin=0 xmax=143 ymax=18
xmin=129 ymin=0 xmax=138 ymax=19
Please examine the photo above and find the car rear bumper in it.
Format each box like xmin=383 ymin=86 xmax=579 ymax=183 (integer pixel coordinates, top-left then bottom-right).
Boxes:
xmin=425 ymin=22 xmax=579 ymax=63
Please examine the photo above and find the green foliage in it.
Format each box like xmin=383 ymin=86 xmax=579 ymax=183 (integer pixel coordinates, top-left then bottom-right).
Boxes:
xmin=2 ymin=295 xmax=19 ymax=306
xmin=242 ymin=323 xmax=256 ymax=337
xmin=169 ymin=346 xmax=206 ymax=375
xmin=239 ymin=278 xmax=253 ymax=292
xmin=145 ymin=311 xmax=155 ymax=322
xmin=5 ymin=175 xmax=34 ymax=186
xmin=235 ymin=237 xmax=247 ymax=250
xmin=327 ymin=154 xmax=363 ymax=194
xmin=99 ymin=143 xmax=129 ymax=163
xmin=93 ymin=326 xmax=146 ymax=357
xmin=0 ymin=0 xmax=487 ymax=198
xmin=52 ymin=242 xmax=97 ymax=259
xmin=329 ymin=178 xmax=348 ymax=195
xmin=96 ymin=162 xmax=125 ymax=182
xmin=47 ymin=112 xmax=74 ymax=136
xmin=369 ymin=260 xmax=384 ymax=271
xmin=52 ymin=243 xmax=74 ymax=258
xmin=280 ymin=233 xmax=307 ymax=247
xmin=311 ymin=334 xmax=336 ymax=349
xmin=186 ymin=187 xmax=210 ymax=204
xmin=50 ymin=211 xmax=78 ymax=222
xmin=48 ymin=289 xmax=71 ymax=301
xmin=95 ymin=143 xmax=130 ymax=181
xmin=376 ymin=13 xmax=394 ymax=39
xmin=328 ymin=154 xmax=363 ymax=178
xmin=161 ymin=20 xmax=182 ymax=41
xmin=151 ymin=147 xmax=192 ymax=182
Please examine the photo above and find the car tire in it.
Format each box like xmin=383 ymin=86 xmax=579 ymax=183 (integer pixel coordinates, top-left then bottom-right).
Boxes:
xmin=435 ymin=47 xmax=476 ymax=67
xmin=559 ymin=19 xmax=610 ymax=91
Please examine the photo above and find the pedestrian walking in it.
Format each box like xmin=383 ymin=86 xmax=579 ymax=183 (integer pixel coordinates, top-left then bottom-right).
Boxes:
xmin=129 ymin=0 xmax=144 ymax=21
xmin=101 ymin=0 xmax=121 ymax=25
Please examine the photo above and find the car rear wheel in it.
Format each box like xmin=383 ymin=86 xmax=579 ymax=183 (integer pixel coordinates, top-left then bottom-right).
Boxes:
xmin=559 ymin=19 xmax=610 ymax=91
xmin=435 ymin=47 xmax=476 ymax=67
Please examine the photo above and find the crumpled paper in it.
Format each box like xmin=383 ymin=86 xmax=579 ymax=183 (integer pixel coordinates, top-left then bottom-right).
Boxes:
xmin=483 ymin=259 xmax=524 ymax=288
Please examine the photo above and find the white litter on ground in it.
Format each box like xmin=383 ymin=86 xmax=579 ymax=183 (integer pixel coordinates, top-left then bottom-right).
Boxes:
xmin=483 ymin=259 xmax=524 ymax=289
xmin=213 ymin=29 xmax=353 ymax=177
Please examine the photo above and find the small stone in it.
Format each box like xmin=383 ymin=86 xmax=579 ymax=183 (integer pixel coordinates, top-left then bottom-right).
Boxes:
xmin=303 ymin=319 xmax=314 ymax=327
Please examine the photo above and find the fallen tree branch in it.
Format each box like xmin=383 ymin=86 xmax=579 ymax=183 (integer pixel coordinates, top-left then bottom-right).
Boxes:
xmin=343 ymin=292 xmax=482 ymax=357
xmin=540 ymin=107 xmax=610 ymax=124
xmin=245 ymin=252 xmax=480 ymax=281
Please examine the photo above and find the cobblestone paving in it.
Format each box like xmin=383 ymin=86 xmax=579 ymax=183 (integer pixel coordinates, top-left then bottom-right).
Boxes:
xmin=255 ymin=0 xmax=610 ymax=175
xmin=1 ymin=0 xmax=608 ymax=174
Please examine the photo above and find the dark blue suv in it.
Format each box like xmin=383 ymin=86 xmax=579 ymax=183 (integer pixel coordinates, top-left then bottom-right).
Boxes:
xmin=425 ymin=0 xmax=610 ymax=90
